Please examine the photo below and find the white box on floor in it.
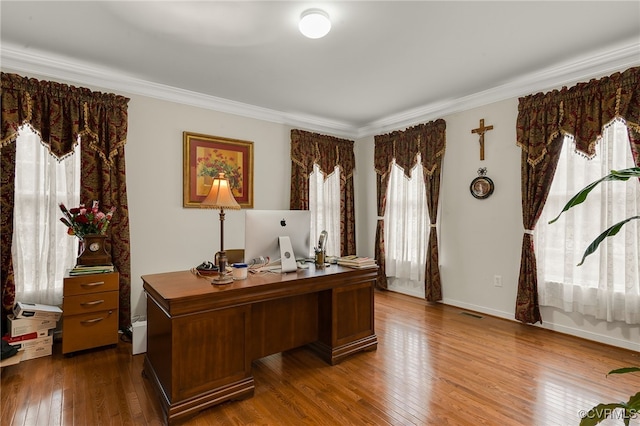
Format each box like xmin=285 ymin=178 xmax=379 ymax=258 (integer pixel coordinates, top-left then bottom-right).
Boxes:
xmin=21 ymin=342 xmax=53 ymax=361
xmin=7 ymin=314 xmax=57 ymax=337
xmin=15 ymin=334 xmax=53 ymax=351
xmin=132 ymin=320 xmax=147 ymax=355
xmin=13 ymin=302 xmax=62 ymax=321
xmin=3 ymin=328 xmax=49 ymax=343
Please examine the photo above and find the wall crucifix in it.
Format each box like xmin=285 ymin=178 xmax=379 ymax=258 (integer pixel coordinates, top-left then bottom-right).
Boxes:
xmin=471 ymin=118 xmax=494 ymax=160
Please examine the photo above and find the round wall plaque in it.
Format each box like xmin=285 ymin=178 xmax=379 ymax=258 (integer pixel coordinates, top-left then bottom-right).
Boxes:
xmin=470 ymin=168 xmax=494 ymax=199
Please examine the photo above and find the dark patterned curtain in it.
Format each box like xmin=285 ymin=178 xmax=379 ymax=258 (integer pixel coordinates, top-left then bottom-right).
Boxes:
xmin=374 ymin=119 xmax=446 ymax=300
xmin=1 ymin=73 xmax=132 ymax=330
xmin=290 ymin=129 xmax=356 ymax=256
xmin=515 ymin=66 xmax=640 ymax=324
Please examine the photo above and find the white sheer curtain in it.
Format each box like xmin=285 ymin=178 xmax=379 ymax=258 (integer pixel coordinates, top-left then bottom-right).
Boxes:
xmin=535 ymin=119 xmax=640 ymax=324
xmin=309 ymin=163 xmax=340 ymax=258
xmin=384 ymin=155 xmax=429 ymax=290
xmin=12 ymin=125 xmax=81 ymax=306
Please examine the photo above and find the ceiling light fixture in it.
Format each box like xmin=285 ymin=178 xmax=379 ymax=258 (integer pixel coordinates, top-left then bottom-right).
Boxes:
xmin=299 ymin=9 xmax=331 ymax=39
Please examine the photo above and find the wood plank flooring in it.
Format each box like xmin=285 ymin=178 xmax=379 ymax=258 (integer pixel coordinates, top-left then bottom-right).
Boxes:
xmin=1 ymin=290 xmax=638 ymax=425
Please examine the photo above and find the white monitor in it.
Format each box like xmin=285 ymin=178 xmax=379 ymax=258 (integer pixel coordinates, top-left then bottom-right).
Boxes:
xmin=244 ymin=210 xmax=312 ymax=265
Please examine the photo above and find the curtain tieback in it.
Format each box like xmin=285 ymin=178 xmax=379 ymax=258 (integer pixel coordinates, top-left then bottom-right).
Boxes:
xmin=524 ymin=229 xmax=534 ymax=235
xmin=430 ymin=224 xmax=437 ymax=228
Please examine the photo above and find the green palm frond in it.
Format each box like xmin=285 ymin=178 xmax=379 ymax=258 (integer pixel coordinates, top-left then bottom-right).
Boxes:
xmin=549 ymin=167 xmax=640 ymax=265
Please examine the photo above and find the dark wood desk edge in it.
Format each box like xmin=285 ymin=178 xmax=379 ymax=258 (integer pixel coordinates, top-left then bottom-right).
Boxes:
xmin=142 ymin=267 xmax=378 ymax=316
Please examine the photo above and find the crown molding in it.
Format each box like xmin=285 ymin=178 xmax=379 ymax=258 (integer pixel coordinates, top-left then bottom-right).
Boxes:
xmin=357 ymin=37 xmax=640 ymax=138
xmin=2 ymin=38 xmax=638 ymax=141
xmin=0 ymin=44 xmax=357 ymax=139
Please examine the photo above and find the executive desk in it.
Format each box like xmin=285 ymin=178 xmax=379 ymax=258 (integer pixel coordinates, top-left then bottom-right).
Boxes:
xmin=142 ymin=265 xmax=378 ymax=424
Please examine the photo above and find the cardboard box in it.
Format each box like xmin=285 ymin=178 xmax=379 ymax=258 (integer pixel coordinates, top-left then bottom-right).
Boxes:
xmin=3 ymin=329 xmax=49 ymax=343
xmin=7 ymin=314 xmax=57 ymax=337
xmin=1 ymin=334 xmax=53 ymax=364
xmin=21 ymin=342 xmax=53 ymax=361
xmin=13 ymin=302 xmax=62 ymax=321
xmin=0 ymin=351 xmax=24 ymax=368
xmin=14 ymin=334 xmax=53 ymax=351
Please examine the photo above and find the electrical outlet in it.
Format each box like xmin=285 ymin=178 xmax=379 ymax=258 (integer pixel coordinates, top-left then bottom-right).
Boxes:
xmin=494 ymin=275 xmax=503 ymax=287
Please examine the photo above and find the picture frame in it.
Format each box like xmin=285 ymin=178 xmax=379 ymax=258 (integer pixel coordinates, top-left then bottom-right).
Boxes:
xmin=183 ymin=132 xmax=254 ymax=208
xmin=470 ymin=176 xmax=494 ymax=199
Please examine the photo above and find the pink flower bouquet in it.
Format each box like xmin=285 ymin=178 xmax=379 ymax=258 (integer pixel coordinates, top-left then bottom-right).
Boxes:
xmin=59 ymin=201 xmax=116 ymax=239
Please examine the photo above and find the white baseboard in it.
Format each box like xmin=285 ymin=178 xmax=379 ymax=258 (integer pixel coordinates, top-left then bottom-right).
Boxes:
xmin=441 ymin=298 xmax=639 ymax=352
xmin=533 ymin=320 xmax=639 ymax=352
xmin=387 ymin=278 xmax=425 ymax=299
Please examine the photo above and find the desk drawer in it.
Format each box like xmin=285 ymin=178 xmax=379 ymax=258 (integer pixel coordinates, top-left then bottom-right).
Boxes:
xmin=64 ymin=272 xmax=118 ymax=296
xmin=63 ymin=291 xmax=119 ymax=316
xmin=62 ymin=309 xmax=118 ymax=354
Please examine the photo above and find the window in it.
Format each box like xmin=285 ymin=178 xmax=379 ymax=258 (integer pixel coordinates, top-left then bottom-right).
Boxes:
xmin=309 ymin=163 xmax=340 ymax=257
xmin=535 ymin=119 xmax=640 ymax=324
xmin=11 ymin=126 xmax=80 ymax=306
xmin=383 ymin=155 xmax=429 ymax=294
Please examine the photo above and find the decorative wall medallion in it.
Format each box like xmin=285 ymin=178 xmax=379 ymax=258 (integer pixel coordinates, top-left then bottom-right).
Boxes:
xmin=470 ymin=167 xmax=494 ymax=199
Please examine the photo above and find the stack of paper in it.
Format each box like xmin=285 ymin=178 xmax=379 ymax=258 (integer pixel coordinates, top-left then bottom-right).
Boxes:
xmin=337 ymin=255 xmax=377 ymax=269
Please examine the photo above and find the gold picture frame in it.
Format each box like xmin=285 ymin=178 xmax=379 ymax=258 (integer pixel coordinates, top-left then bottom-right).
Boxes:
xmin=183 ymin=132 xmax=254 ymax=208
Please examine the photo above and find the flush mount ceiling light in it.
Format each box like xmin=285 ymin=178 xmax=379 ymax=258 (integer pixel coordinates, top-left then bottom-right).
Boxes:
xmin=299 ymin=9 xmax=331 ymax=39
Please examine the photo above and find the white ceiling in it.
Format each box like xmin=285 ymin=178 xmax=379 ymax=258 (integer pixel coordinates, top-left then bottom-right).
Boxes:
xmin=1 ymin=1 xmax=639 ymax=138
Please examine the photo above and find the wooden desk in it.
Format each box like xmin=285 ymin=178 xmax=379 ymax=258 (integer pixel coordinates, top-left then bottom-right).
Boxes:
xmin=142 ymin=265 xmax=377 ymax=424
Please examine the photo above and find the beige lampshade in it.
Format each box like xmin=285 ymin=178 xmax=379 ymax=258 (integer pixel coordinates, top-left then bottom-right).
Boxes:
xmin=201 ymin=172 xmax=241 ymax=210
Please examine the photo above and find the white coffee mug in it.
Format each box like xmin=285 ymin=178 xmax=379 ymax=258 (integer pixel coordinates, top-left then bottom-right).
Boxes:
xmin=232 ymin=263 xmax=248 ymax=280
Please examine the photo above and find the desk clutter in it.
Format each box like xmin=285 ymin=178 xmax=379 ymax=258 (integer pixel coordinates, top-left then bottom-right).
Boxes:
xmin=1 ymin=302 xmax=61 ymax=366
xmin=191 ymin=254 xmax=379 ymax=285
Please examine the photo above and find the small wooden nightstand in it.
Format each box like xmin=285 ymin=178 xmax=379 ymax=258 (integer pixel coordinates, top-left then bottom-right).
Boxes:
xmin=62 ymin=271 xmax=119 ymax=354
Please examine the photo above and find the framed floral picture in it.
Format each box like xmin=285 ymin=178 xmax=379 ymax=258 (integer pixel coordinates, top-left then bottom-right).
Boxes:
xmin=183 ymin=132 xmax=254 ymax=208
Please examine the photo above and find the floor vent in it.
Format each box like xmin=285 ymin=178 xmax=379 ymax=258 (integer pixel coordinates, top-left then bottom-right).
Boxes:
xmin=459 ymin=311 xmax=483 ymax=319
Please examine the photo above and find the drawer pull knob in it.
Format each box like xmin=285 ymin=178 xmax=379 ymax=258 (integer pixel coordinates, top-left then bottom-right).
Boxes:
xmin=81 ymin=281 xmax=105 ymax=288
xmin=80 ymin=317 xmax=105 ymax=324
xmin=80 ymin=311 xmax=113 ymax=324
xmin=80 ymin=300 xmax=105 ymax=307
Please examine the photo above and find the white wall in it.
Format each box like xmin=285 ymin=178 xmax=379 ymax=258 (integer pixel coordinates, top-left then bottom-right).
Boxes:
xmin=6 ymin=69 xmax=638 ymax=351
xmin=126 ymin=96 xmax=294 ymax=315
xmin=356 ymin=98 xmax=639 ymax=351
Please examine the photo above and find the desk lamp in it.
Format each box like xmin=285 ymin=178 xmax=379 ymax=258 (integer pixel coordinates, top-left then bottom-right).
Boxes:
xmin=201 ymin=172 xmax=240 ymax=284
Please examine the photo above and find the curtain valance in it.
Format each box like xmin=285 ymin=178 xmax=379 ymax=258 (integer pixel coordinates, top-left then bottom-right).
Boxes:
xmin=290 ymin=129 xmax=356 ymax=256
xmin=374 ymin=119 xmax=446 ymax=179
xmin=517 ymin=66 xmax=640 ymax=167
xmin=514 ymin=66 xmax=640 ymax=325
xmin=373 ymin=118 xmax=446 ymax=300
xmin=1 ymin=72 xmax=130 ymax=163
xmin=290 ymin=129 xmax=355 ymax=178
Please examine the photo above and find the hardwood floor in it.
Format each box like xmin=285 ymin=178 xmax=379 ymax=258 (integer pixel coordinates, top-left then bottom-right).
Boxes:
xmin=2 ymin=290 xmax=638 ymax=425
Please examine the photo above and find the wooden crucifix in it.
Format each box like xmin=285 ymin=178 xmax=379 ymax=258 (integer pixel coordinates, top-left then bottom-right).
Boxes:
xmin=471 ymin=119 xmax=494 ymax=160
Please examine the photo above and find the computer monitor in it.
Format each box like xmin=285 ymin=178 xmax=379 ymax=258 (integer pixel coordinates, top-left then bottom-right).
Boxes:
xmin=244 ymin=210 xmax=312 ymax=265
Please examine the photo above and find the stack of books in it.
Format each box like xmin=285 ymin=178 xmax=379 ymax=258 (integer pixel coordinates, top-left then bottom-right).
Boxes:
xmin=69 ymin=264 xmax=115 ymax=276
xmin=337 ymin=255 xmax=377 ymax=269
